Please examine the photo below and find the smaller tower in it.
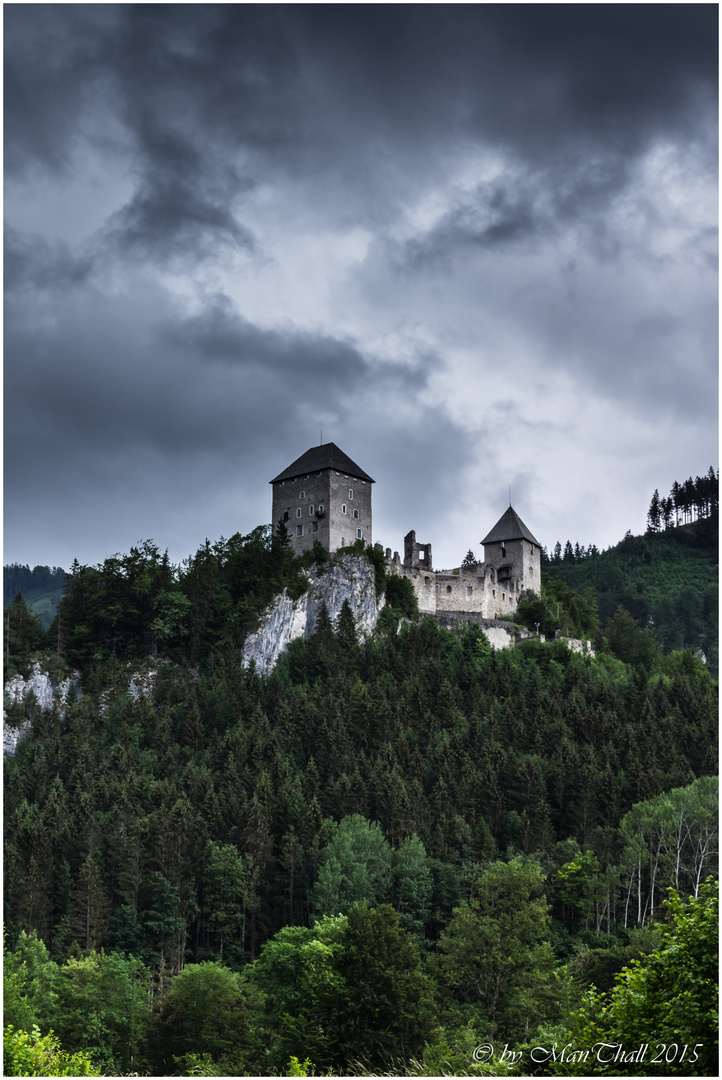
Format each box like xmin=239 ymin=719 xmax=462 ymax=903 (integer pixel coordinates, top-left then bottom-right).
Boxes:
xmin=481 ymin=506 xmax=541 ymax=597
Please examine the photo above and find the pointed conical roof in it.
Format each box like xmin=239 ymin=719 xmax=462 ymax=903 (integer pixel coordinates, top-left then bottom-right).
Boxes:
xmin=270 ymin=442 xmax=375 ymax=484
xmin=481 ymin=506 xmax=541 ymax=547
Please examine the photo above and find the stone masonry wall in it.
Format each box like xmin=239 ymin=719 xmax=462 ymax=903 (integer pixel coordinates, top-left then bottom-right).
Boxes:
xmin=386 ymin=559 xmax=522 ymax=620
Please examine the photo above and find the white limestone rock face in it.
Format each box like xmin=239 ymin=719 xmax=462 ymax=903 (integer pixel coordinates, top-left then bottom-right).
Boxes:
xmin=242 ymin=554 xmax=379 ymax=674
xmin=3 ymin=661 xmax=81 ymax=755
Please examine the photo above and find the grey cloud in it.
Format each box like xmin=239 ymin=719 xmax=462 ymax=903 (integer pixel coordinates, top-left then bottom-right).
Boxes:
xmin=6 ymin=6 xmax=716 ymax=240
xmin=3 ymin=4 xmax=119 ymax=174
xmin=103 ymin=181 xmax=257 ymax=265
xmin=4 ymin=228 xmax=95 ymax=292
xmin=4 ymin=280 xmax=434 ymax=488
xmin=398 ymin=155 xmax=635 ymax=272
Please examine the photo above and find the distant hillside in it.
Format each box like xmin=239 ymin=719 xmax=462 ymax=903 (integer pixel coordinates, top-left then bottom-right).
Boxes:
xmin=543 ymin=517 xmax=718 ymax=672
xmin=3 ymin=564 xmax=66 ymax=629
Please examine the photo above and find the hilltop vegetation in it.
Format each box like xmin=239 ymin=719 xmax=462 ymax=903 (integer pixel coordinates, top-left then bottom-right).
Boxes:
xmin=3 ymin=564 xmax=66 ymax=629
xmin=3 ymin=490 xmax=718 ymax=1076
xmin=541 ymin=470 xmax=718 ymax=674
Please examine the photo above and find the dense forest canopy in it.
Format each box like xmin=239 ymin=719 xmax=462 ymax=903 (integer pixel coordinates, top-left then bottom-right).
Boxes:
xmin=3 ymin=487 xmax=718 ymax=1076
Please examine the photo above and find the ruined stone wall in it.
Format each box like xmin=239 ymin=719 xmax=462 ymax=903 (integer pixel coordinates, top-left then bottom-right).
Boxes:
xmin=386 ymin=557 xmax=521 ymax=620
xmin=433 ymin=612 xmax=520 ymax=649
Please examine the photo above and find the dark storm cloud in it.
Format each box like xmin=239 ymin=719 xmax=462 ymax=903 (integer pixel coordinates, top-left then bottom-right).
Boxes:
xmin=103 ymin=181 xmax=257 ymax=266
xmin=3 ymin=265 xmax=441 ymax=564
xmin=4 ymin=228 xmax=95 ymax=291
xmin=163 ymin=295 xmax=432 ymax=389
xmin=4 ymin=278 xmax=432 ymax=486
xmin=397 ymin=153 xmax=633 ymax=270
xmin=5 ymin=5 xmax=716 ymax=258
xmin=3 ymin=4 xmax=117 ymax=174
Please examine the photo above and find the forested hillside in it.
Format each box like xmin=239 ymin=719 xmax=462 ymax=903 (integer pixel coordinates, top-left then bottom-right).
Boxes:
xmin=3 ymin=564 xmax=66 ymax=629
xmin=543 ymin=482 xmax=718 ymax=674
xmin=3 ymin=523 xmax=718 ymax=1076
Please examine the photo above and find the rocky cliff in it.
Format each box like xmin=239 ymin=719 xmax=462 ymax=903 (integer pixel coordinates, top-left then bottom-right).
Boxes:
xmin=242 ymin=554 xmax=380 ymax=674
xmin=3 ymin=661 xmax=81 ymax=755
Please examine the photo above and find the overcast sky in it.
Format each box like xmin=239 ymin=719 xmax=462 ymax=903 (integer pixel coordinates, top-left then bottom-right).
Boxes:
xmin=4 ymin=3 xmax=718 ymax=572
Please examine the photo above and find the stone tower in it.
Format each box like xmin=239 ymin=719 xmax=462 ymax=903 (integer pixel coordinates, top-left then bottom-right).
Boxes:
xmin=481 ymin=506 xmax=542 ymax=598
xmin=270 ymin=443 xmax=374 ymax=556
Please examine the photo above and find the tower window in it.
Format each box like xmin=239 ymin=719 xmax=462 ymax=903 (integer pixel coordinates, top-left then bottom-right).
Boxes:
xmin=296 ymin=508 xmax=302 ymax=518
xmin=353 ymin=508 xmax=359 ymax=519
xmin=342 ymin=504 xmax=347 ymax=514
xmin=349 ymin=489 xmax=353 ymax=499
xmin=492 ymin=589 xmax=495 ymax=597
xmin=299 ymin=490 xmax=305 ymax=499
xmin=467 ymin=586 xmax=473 ymax=595
xmin=309 ymin=505 xmax=314 ymax=515
xmin=295 ymin=525 xmax=303 ymax=536
xmin=356 ymin=528 xmax=362 ymax=539
xmin=317 ymin=504 xmax=324 ymax=514
xmin=312 ymin=521 xmax=319 ymax=533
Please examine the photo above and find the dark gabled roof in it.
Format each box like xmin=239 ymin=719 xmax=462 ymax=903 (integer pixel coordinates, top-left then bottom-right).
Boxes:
xmin=270 ymin=442 xmax=375 ymax=484
xmin=481 ymin=506 xmax=541 ymax=547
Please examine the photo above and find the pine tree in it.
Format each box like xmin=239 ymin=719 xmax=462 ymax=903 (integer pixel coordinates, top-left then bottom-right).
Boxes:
xmin=646 ymin=489 xmax=661 ymax=532
xmin=335 ymin=599 xmax=357 ymax=651
xmin=661 ymin=496 xmax=673 ymax=529
xmin=70 ymin=853 xmax=111 ymax=951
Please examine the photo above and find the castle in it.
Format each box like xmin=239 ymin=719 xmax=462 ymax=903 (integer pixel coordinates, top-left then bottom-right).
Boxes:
xmin=270 ymin=442 xmax=541 ymax=624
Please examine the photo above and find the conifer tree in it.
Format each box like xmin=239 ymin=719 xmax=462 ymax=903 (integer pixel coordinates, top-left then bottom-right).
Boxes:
xmin=646 ymin=488 xmax=661 ymax=532
xmin=70 ymin=854 xmax=111 ymax=952
xmin=335 ymin=599 xmax=357 ymax=651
